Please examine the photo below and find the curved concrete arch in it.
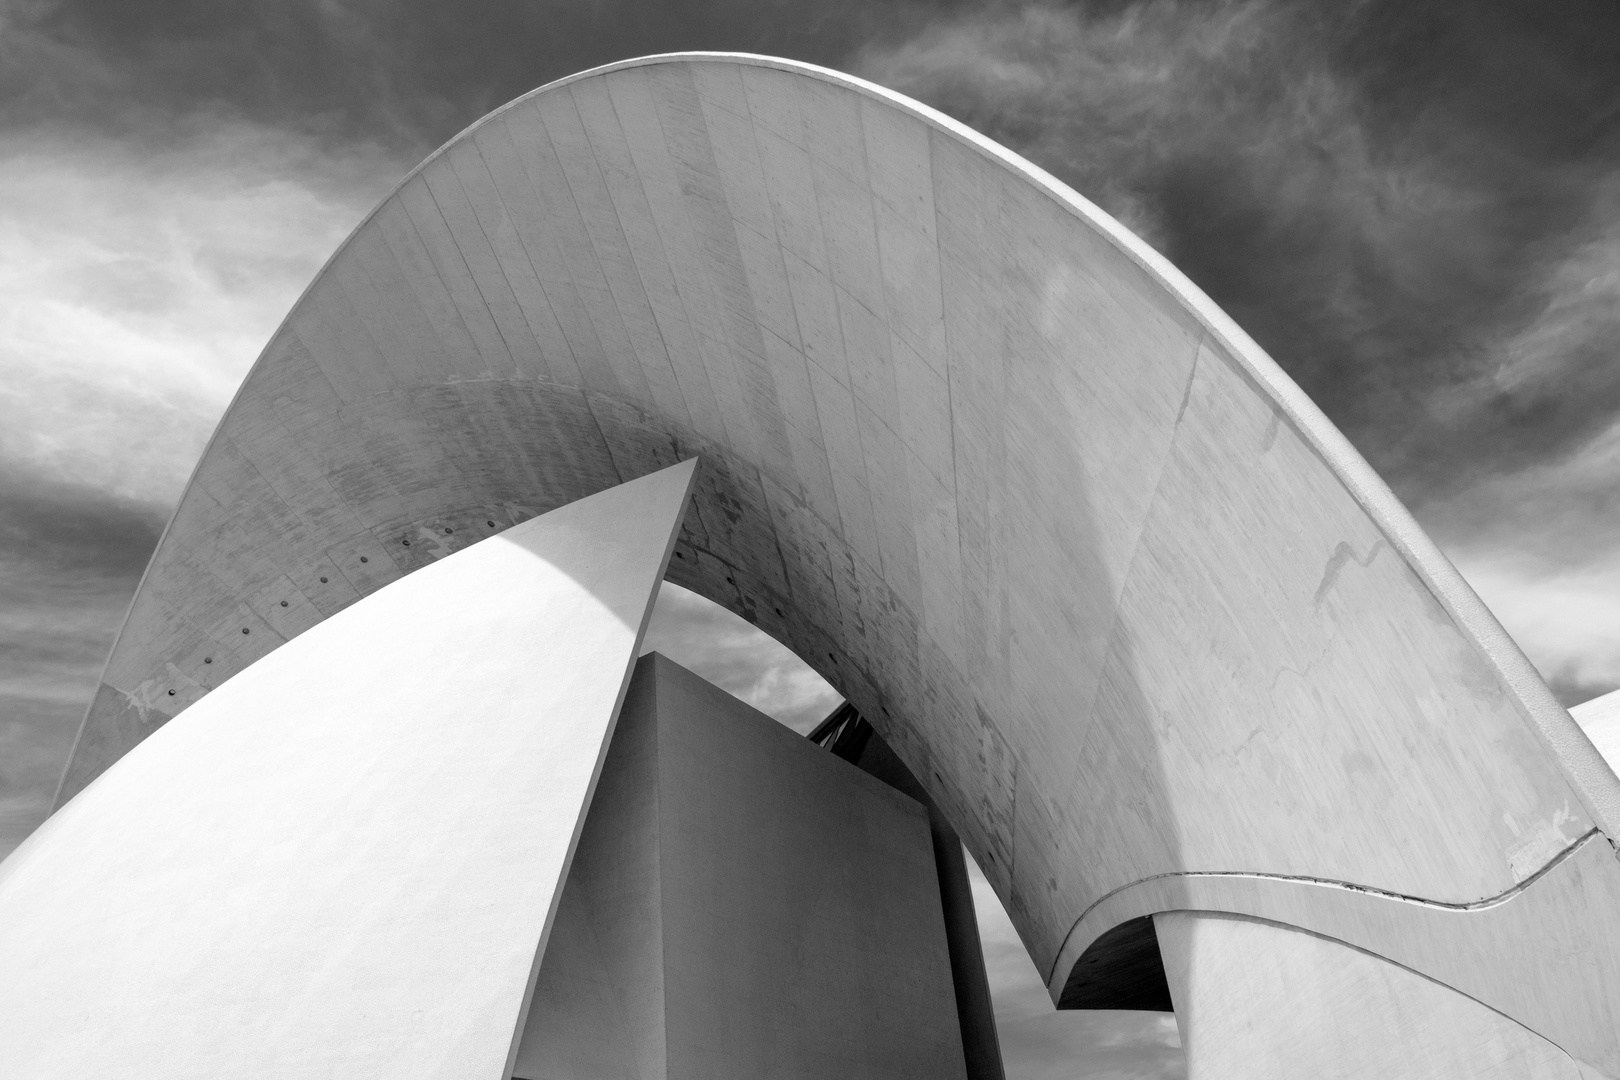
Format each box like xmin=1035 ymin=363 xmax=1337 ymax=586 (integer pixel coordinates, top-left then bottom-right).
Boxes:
xmin=1057 ymin=832 xmax=1620 ymax=1072
xmin=53 ymin=53 xmax=1620 ymax=1057
xmin=1154 ymin=910 xmax=1610 ymax=1080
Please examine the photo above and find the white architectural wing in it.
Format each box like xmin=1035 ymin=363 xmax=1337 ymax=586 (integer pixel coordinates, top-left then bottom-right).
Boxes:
xmin=0 ymin=461 xmax=695 ymax=1079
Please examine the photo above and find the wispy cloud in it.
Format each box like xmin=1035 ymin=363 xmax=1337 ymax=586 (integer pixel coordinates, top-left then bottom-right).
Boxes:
xmin=858 ymin=0 xmax=1620 ymax=701
xmin=1450 ymin=553 xmax=1620 ymax=708
xmin=2 ymin=0 xmax=971 ymax=159
xmin=0 ymin=123 xmax=396 ymax=503
xmin=0 ymin=121 xmax=399 ymax=857
xmin=643 ymin=582 xmax=843 ymax=733
xmin=857 ymin=0 xmax=1620 ymax=496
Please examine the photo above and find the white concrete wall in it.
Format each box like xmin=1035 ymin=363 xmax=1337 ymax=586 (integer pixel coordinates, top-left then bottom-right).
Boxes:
xmin=518 ymin=650 xmax=668 ymax=1080
xmin=0 ymin=462 xmax=695 ymax=1079
xmin=1156 ymin=911 xmax=1608 ymax=1080
xmin=516 ymin=654 xmax=968 ymax=1080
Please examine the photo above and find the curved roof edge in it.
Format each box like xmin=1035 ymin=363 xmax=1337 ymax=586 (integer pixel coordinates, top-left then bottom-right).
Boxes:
xmin=65 ymin=51 xmax=1620 ymax=842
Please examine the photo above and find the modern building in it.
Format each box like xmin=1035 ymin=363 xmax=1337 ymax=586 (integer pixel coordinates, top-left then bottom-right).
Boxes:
xmin=3 ymin=52 xmax=1620 ymax=1078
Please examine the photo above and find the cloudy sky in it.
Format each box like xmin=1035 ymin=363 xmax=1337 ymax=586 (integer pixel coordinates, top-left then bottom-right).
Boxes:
xmin=3 ymin=0 xmax=1619 ymax=1074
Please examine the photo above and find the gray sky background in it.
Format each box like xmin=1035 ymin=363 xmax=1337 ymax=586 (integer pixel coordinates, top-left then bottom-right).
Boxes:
xmin=3 ymin=0 xmax=1619 ymax=1075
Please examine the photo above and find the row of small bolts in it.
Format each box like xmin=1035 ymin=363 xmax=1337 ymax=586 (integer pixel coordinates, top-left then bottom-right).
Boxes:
xmin=168 ymin=521 xmax=497 ymax=698
xmin=402 ymin=525 xmax=471 ymax=548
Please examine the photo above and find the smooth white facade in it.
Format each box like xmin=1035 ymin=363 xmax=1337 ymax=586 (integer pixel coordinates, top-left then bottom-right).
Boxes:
xmin=0 ymin=461 xmax=695 ymax=1078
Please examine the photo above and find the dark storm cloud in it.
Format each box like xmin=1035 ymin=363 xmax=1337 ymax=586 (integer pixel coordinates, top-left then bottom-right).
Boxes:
xmin=2 ymin=0 xmax=968 ymax=154
xmin=857 ymin=0 xmax=1620 ymax=511
xmin=0 ymin=458 xmax=166 ymax=577
xmin=0 ymin=463 xmax=165 ymax=855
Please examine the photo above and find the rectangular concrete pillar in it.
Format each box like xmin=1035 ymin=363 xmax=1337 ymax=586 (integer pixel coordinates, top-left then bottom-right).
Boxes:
xmin=516 ymin=654 xmax=970 ymax=1080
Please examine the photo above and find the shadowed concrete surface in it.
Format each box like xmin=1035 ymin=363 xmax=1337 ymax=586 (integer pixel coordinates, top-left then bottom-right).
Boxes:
xmin=811 ymin=708 xmax=1006 ymax=1079
xmin=35 ymin=54 xmax=1620 ymax=1075
xmin=0 ymin=462 xmax=694 ymax=1079
xmin=518 ymin=654 xmax=967 ymax=1080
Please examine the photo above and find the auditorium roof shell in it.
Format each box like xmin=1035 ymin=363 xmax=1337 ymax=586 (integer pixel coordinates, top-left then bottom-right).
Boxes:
xmin=53 ymin=53 xmax=1620 ymax=1054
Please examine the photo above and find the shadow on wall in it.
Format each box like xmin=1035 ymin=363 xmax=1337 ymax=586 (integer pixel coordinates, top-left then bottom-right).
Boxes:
xmin=977 ymin=251 xmax=1177 ymax=995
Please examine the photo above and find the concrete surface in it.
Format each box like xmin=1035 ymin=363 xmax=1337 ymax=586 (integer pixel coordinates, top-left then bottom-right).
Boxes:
xmin=0 ymin=461 xmax=695 ymax=1079
xmin=1156 ymin=911 xmax=1607 ymax=1080
xmin=40 ymin=53 xmax=1620 ymax=1068
xmin=1070 ymin=832 xmax=1620 ymax=1072
xmin=516 ymin=653 xmax=968 ymax=1080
